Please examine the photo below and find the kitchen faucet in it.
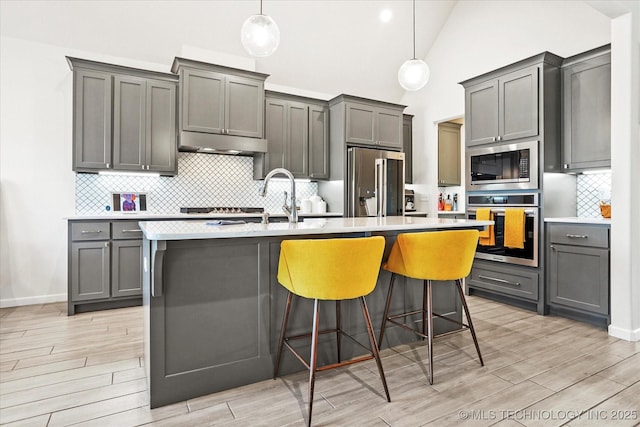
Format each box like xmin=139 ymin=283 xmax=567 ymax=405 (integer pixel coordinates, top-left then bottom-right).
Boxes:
xmin=258 ymin=168 xmax=298 ymax=224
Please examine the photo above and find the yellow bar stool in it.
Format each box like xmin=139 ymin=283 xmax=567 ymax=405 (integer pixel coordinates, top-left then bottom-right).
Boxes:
xmin=274 ymin=236 xmax=390 ymax=426
xmin=378 ymin=229 xmax=483 ymax=385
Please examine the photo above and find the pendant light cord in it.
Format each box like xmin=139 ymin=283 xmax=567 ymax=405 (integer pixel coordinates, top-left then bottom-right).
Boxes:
xmin=260 ymin=0 xmax=263 ymax=15
xmin=412 ymin=0 xmax=416 ymax=60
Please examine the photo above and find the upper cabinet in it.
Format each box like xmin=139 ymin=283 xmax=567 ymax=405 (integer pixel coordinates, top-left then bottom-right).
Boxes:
xmin=403 ymin=114 xmax=413 ymax=184
xmin=438 ymin=122 xmax=462 ymax=186
xmin=331 ymin=95 xmax=405 ymax=150
xmin=561 ymin=45 xmax=611 ymax=172
xmin=254 ymin=92 xmax=329 ymax=180
xmin=460 ymin=52 xmax=563 ymax=173
xmin=171 ymin=58 xmax=269 ymax=155
xmin=68 ymin=57 xmax=178 ymax=175
xmin=465 ymin=66 xmax=539 ymax=146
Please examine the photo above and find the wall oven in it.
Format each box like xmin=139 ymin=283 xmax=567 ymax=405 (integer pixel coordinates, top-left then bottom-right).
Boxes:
xmin=466 ymin=194 xmax=539 ymax=267
xmin=466 ymin=140 xmax=538 ymax=191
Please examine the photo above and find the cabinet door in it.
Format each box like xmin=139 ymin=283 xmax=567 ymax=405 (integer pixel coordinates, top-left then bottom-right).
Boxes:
xmin=309 ymin=104 xmax=329 ymax=180
xmin=113 ymin=75 xmax=146 ymax=171
xmin=549 ymin=244 xmax=609 ymax=315
xmin=71 ymin=241 xmax=110 ymax=301
xmin=562 ymin=54 xmax=611 ymax=171
xmin=264 ymin=98 xmax=287 ymax=171
xmin=286 ymin=101 xmax=308 ymax=178
xmin=465 ymin=79 xmax=499 ymax=146
xmin=499 ymin=66 xmax=539 ymax=141
xmin=345 ymin=103 xmax=376 ymax=145
xmin=225 ymin=75 xmax=264 ymax=138
xmin=146 ymin=80 xmax=177 ymax=174
xmin=403 ymin=115 xmax=413 ymax=184
xmin=182 ymin=69 xmax=224 ymax=134
xmin=438 ymin=122 xmax=461 ymax=186
xmin=376 ymin=108 xmax=403 ymax=149
xmin=112 ymin=239 xmax=143 ymax=298
xmin=73 ymin=69 xmax=112 ymax=170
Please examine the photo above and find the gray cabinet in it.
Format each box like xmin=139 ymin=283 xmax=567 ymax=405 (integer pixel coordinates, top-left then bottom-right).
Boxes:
xmin=464 ymin=66 xmax=539 ymax=146
xmin=68 ymin=220 xmax=143 ymax=315
xmin=547 ymin=223 xmax=610 ymax=325
xmin=112 ymin=77 xmax=177 ymax=174
xmin=254 ymin=92 xmax=329 ymax=180
xmin=438 ymin=122 xmax=462 ymax=186
xmin=340 ymin=97 xmax=404 ymax=149
xmin=403 ymin=114 xmax=413 ymax=184
xmin=177 ymin=62 xmax=265 ymax=139
xmin=73 ymin=69 xmax=112 ymax=170
xmin=68 ymin=57 xmax=178 ymax=175
xmin=561 ymin=45 xmax=611 ymax=172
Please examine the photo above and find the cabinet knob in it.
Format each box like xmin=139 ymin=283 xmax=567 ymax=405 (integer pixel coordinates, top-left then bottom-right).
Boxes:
xmin=492 ymin=137 xmax=497 ymax=142
xmin=563 ymin=164 xmax=569 ymax=169
xmin=106 ymin=163 xmax=110 ymax=168
xmin=497 ymin=136 xmax=502 ymax=141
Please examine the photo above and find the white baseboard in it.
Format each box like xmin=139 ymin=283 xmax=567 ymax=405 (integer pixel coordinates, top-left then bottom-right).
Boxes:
xmin=0 ymin=294 xmax=67 ymax=308
xmin=608 ymin=324 xmax=640 ymax=342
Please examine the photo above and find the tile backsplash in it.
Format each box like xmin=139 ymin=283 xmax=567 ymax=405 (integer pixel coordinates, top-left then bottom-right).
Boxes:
xmin=576 ymin=171 xmax=611 ymax=218
xmin=76 ymin=153 xmax=319 ymax=215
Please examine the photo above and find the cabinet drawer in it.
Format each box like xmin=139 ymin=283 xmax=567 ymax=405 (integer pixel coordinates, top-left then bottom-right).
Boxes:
xmin=112 ymin=222 xmax=143 ymax=240
xmin=71 ymin=222 xmax=110 ymax=241
xmin=549 ymin=224 xmax=608 ymax=248
xmin=469 ymin=263 xmax=538 ymax=301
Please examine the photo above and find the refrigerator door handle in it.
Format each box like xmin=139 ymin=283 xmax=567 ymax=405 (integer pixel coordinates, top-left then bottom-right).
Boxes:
xmin=375 ymin=158 xmax=387 ymax=217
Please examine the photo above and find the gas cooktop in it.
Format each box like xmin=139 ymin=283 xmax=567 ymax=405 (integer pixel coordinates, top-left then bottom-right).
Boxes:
xmin=180 ymin=207 xmax=265 ymax=214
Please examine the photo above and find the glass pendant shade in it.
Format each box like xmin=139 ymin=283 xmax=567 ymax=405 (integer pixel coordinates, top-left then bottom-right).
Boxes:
xmin=241 ymin=14 xmax=280 ymax=57
xmin=398 ymin=58 xmax=430 ymax=91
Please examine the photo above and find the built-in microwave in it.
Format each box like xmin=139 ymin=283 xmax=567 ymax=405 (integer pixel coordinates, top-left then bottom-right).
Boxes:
xmin=466 ymin=140 xmax=539 ymax=191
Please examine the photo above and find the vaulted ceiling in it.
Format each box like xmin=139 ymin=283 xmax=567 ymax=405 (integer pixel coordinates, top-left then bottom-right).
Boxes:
xmin=0 ymin=0 xmax=457 ymax=103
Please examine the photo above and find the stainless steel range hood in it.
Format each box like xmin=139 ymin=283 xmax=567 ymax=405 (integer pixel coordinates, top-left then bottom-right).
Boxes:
xmin=178 ymin=131 xmax=268 ymax=156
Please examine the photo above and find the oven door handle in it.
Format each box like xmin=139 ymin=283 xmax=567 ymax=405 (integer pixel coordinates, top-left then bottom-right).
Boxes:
xmin=467 ymin=208 xmax=536 ymax=216
xmin=478 ymin=274 xmax=521 ymax=287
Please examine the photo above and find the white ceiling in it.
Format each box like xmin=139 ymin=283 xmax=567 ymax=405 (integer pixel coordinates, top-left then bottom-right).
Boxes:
xmin=0 ymin=0 xmax=458 ymax=103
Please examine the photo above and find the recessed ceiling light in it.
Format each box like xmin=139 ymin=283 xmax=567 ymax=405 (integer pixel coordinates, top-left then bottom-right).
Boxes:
xmin=379 ymin=8 xmax=392 ymax=23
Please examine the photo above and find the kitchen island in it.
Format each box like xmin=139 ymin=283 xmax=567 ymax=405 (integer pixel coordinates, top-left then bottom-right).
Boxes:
xmin=140 ymin=216 xmax=492 ymax=408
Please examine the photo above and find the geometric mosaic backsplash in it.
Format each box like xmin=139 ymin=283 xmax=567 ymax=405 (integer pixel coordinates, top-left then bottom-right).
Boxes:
xmin=576 ymin=171 xmax=611 ymax=218
xmin=76 ymin=152 xmax=319 ymax=215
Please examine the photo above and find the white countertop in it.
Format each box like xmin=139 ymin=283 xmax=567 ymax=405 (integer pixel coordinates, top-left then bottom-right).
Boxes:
xmin=139 ymin=216 xmax=493 ymax=240
xmin=66 ymin=212 xmax=343 ymax=221
xmin=544 ymin=217 xmax=611 ymax=224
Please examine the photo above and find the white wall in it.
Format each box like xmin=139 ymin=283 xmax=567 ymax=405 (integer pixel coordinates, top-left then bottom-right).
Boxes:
xmin=401 ymin=0 xmax=640 ymax=341
xmin=401 ymin=0 xmax=611 ymax=219
xmin=0 ymin=37 xmax=180 ymax=307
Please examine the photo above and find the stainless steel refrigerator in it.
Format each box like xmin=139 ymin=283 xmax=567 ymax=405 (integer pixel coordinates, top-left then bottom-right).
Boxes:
xmin=347 ymin=147 xmax=405 ymax=217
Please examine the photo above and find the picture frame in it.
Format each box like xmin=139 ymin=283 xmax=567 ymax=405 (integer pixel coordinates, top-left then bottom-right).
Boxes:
xmin=112 ymin=192 xmax=147 ymax=212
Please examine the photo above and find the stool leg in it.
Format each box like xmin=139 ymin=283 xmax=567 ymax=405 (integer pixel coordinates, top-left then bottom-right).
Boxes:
xmin=360 ymin=297 xmax=391 ymax=402
xmin=336 ymin=300 xmax=341 ymax=363
xmin=455 ymin=279 xmax=484 ymax=366
xmin=422 ymin=280 xmax=428 ymax=340
xmin=308 ymin=298 xmax=320 ymax=427
xmin=426 ymin=280 xmax=434 ymax=385
xmin=378 ymin=273 xmax=396 ymax=346
xmin=274 ymin=291 xmax=294 ymax=379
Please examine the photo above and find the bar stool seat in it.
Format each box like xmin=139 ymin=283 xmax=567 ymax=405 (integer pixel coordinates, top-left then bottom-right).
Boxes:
xmin=274 ymin=236 xmax=390 ymax=426
xmin=379 ymin=229 xmax=483 ymax=385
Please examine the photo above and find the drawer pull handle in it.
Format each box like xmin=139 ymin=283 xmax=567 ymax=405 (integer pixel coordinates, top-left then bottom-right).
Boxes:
xmin=478 ymin=275 xmax=521 ymax=287
xmin=566 ymin=234 xmax=588 ymax=239
xmin=121 ymin=229 xmax=142 ymax=233
xmin=80 ymin=230 xmax=102 ymax=234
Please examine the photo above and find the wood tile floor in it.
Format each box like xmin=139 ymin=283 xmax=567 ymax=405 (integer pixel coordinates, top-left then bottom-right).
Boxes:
xmin=1 ymin=296 xmax=638 ymax=426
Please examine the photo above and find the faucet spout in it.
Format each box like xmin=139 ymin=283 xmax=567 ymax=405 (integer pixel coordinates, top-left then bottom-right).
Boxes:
xmin=259 ymin=168 xmax=298 ymax=223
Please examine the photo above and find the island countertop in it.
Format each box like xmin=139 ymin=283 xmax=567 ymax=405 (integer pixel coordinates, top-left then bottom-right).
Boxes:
xmin=139 ymin=216 xmax=493 ymax=240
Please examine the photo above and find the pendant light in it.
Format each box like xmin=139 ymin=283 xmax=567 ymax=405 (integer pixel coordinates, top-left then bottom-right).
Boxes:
xmin=240 ymin=0 xmax=280 ymax=57
xmin=398 ymin=0 xmax=430 ymax=91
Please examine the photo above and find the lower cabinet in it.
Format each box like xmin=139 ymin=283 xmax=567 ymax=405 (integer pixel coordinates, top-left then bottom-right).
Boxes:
xmin=546 ymin=222 xmax=610 ymax=326
xmin=68 ymin=220 xmax=143 ymax=315
xmin=468 ymin=260 xmax=539 ymax=303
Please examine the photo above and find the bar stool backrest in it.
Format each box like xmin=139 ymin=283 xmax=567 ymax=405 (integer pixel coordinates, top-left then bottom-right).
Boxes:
xmin=278 ymin=236 xmax=385 ymax=300
xmin=384 ymin=230 xmax=480 ymax=281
